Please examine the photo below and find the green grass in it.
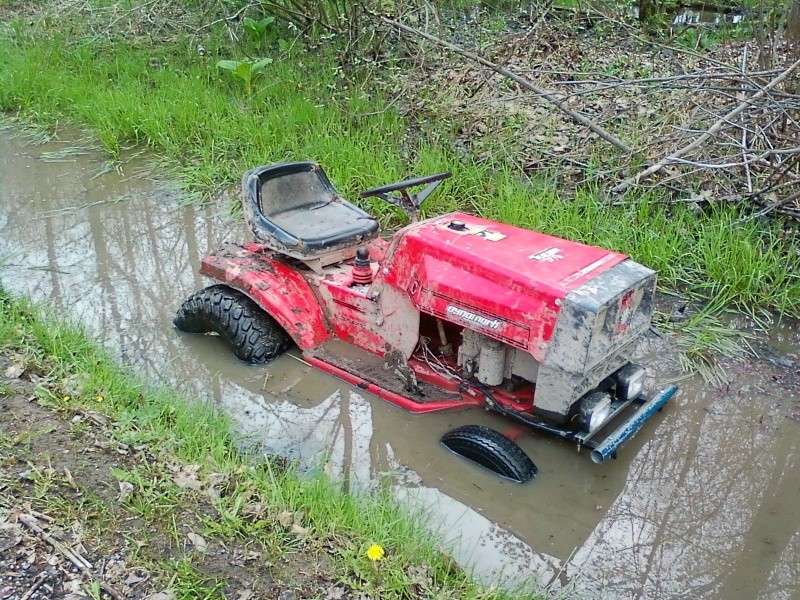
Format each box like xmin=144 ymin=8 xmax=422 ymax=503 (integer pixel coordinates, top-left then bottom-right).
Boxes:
xmin=0 ymin=20 xmax=425 ymax=207
xmin=0 ymin=1 xmax=798 ymax=319
xmin=0 ymin=287 xmax=539 ymax=599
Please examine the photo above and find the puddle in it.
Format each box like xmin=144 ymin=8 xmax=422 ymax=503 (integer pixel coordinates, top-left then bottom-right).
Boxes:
xmin=1 ymin=129 xmax=798 ymax=597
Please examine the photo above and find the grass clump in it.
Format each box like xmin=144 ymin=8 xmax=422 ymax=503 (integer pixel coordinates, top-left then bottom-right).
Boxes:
xmin=0 ymin=287 xmax=543 ymax=599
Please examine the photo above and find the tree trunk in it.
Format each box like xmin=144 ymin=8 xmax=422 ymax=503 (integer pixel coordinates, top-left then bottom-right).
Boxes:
xmin=787 ymin=0 xmax=800 ymax=44
xmin=638 ymin=0 xmax=658 ymax=23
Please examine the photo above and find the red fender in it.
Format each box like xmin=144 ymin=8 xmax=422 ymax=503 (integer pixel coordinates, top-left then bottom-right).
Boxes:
xmin=200 ymin=243 xmax=331 ymax=349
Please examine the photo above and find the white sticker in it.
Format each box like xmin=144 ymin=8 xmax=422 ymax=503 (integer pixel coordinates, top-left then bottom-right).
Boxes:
xmin=528 ymin=247 xmax=564 ymax=262
xmin=561 ymin=253 xmax=617 ymax=285
xmin=446 ymin=305 xmax=502 ymax=329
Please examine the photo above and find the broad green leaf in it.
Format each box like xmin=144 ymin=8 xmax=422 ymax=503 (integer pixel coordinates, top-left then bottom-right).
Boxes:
xmin=252 ymin=57 xmax=273 ymax=75
xmin=110 ymin=467 xmax=132 ymax=481
xmin=216 ymin=60 xmax=239 ymax=72
xmin=234 ymin=62 xmax=253 ymax=81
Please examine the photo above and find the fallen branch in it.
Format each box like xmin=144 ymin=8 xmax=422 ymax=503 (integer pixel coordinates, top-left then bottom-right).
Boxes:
xmin=20 ymin=572 xmax=48 ymax=600
xmin=18 ymin=513 xmax=125 ymax=600
xmin=732 ymin=188 xmax=800 ymax=224
xmin=381 ymin=17 xmax=634 ymax=154
xmin=613 ymin=56 xmax=800 ymax=193
xmin=739 ymin=48 xmax=753 ymax=194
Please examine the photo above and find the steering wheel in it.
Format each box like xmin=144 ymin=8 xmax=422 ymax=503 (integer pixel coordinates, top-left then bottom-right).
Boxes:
xmin=360 ymin=172 xmax=451 ymax=199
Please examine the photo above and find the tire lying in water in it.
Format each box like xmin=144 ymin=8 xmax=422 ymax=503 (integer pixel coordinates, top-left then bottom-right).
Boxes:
xmin=174 ymin=284 xmax=291 ymax=364
xmin=440 ymin=424 xmax=537 ymax=483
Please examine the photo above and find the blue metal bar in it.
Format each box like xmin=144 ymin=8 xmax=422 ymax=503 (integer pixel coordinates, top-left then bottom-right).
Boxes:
xmin=590 ymin=385 xmax=678 ymax=463
xmin=574 ymin=397 xmax=636 ymax=446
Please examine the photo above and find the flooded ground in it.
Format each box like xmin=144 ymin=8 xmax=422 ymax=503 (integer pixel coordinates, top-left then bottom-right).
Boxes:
xmin=1 ymin=129 xmax=798 ymax=598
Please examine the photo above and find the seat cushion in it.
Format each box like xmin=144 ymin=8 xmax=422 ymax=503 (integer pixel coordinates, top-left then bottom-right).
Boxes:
xmin=269 ymin=200 xmax=379 ymax=248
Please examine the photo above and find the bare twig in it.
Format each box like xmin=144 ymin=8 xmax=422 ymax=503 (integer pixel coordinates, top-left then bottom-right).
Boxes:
xmin=20 ymin=572 xmax=48 ymax=600
xmin=18 ymin=514 xmax=126 ymax=600
xmin=739 ymin=48 xmax=753 ymax=193
xmin=733 ymin=189 xmax=800 ymax=224
xmin=381 ymin=17 xmax=634 ymax=154
xmin=613 ymin=56 xmax=800 ymax=193
xmin=196 ymin=2 xmax=256 ymax=31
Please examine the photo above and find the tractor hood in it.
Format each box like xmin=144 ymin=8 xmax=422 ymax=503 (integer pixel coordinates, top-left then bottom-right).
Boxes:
xmin=383 ymin=212 xmax=655 ymax=370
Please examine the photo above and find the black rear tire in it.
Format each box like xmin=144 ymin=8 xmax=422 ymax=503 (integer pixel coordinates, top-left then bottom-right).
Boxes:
xmin=174 ymin=284 xmax=291 ymax=364
xmin=441 ymin=424 xmax=537 ymax=483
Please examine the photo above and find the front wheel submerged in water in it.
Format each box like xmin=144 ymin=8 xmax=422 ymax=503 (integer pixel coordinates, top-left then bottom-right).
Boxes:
xmin=441 ymin=424 xmax=538 ymax=483
xmin=174 ymin=284 xmax=290 ymax=363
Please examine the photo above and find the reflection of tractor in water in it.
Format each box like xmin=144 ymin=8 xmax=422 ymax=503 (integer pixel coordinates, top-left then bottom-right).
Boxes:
xmin=175 ymin=162 xmax=677 ymax=482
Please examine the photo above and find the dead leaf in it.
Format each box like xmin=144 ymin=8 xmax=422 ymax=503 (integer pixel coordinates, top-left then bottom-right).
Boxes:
xmin=172 ymin=465 xmax=203 ymax=491
xmin=187 ymin=532 xmax=208 ymax=553
xmin=142 ymin=591 xmax=177 ymax=600
xmin=242 ymin=502 xmax=265 ymax=518
xmin=324 ymin=585 xmax=346 ymax=600
xmin=205 ymin=472 xmax=228 ymax=487
xmin=290 ymin=523 xmax=308 ymax=537
xmin=63 ymin=467 xmax=76 ymax=489
xmin=277 ymin=510 xmax=294 ymax=528
xmin=86 ymin=411 xmax=109 ymax=426
xmin=118 ymin=481 xmax=134 ymax=502
xmin=4 ymin=363 xmax=24 ymax=379
xmin=124 ymin=571 xmax=149 ymax=586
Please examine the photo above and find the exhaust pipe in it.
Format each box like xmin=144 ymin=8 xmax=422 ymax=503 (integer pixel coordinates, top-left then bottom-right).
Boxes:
xmin=591 ymin=385 xmax=678 ymax=464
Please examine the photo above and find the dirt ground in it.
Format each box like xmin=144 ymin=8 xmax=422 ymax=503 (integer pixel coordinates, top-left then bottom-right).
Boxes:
xmin=0 ymin=356 xmax=348 ymax=600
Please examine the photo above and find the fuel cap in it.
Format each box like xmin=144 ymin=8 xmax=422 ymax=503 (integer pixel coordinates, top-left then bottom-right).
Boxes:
xmin=449 ymin=220 xmax=466 ymax=231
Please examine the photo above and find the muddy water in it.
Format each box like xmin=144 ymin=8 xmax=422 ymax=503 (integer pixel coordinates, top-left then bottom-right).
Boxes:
xmin=1 ymin=130 xmax=799 ymax=598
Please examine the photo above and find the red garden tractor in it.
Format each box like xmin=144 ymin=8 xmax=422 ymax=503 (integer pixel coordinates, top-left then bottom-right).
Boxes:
xmin=175 ymin=162 xmax=677 ymax=482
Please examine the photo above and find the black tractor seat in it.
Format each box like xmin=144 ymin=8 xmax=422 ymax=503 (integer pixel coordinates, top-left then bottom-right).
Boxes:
xmin=242 ymin=162 xmax=380 ymax=269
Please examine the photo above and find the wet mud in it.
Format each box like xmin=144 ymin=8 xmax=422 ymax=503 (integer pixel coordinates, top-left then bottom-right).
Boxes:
xmin=1 ymin=129 xmax=798 ymax=598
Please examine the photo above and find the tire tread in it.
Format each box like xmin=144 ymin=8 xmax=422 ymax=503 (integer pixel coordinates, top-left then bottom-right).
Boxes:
xmin=174 ymin=285 xmax=290 ymax=363
xmin=441 ymin=424 xmax=537 ymax=483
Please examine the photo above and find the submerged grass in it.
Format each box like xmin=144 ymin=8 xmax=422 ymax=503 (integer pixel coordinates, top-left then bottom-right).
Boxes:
xmin=0 ymin=1 xmax=798 ymax=319
xmin=0 ymin=286 xmax=540 ymax=598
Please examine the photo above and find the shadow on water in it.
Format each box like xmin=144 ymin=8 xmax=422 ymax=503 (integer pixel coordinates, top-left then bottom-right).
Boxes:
xmin=1 ymin=129 xmax=798 ymax=597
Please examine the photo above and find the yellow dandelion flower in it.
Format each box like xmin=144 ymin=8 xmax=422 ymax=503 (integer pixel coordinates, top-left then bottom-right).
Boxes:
xmin=366 ymin=544 xmax=385 ymax=561
xmin=95 ymin=395 xmax=104 ymax=402
xmin=62 ymin=395 xmax=70 ymax=402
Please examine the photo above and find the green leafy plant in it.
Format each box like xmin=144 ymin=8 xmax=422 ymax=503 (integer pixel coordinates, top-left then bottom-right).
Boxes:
xmin=216 ymin=57 xmax=273 ymax=96
xmin=242 ymin=16 xmax=275 ymax=39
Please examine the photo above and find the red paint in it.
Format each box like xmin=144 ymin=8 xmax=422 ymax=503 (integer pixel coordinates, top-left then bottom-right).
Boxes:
xmin=490 ymin=385 xmax=536 ymax=413
xmin=407 ymin=357 xmax=462 ymax=393
xmin=383 ymin=213 xmax=627 ymax=360
xmin=502 ymin=426 xmax=526 ymax=441
xmin=303 ymin=354 xmax=483 ymax=413
xmin=200 ymin=244 xmax=332 ymax=349
xmin=616 ymin=289 xmax=634 ymax=335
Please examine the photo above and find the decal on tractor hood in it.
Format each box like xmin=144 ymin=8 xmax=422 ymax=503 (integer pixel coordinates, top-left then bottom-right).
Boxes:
xmin=561 ymin=253 xmax=618 ymax=285
xmin=446 ymin=305 xmax=502 ymax=329
xmin=528 ymin=247 xmax=564 ymax=262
